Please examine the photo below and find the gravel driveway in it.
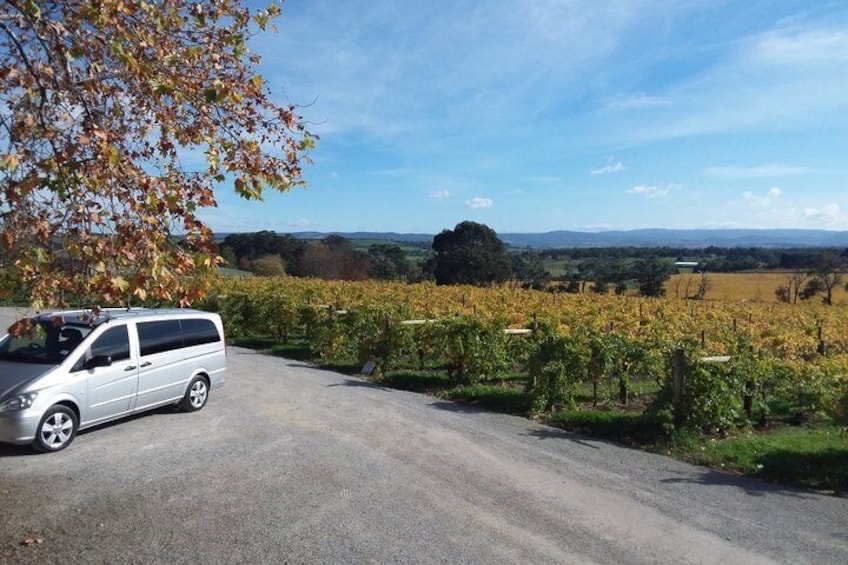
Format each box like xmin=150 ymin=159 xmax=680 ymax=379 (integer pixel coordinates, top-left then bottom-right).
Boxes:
xmin=0 ymin=307 xmax=846 ymax=564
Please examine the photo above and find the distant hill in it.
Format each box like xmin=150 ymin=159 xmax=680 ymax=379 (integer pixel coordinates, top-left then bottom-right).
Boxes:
xmin=496 ymin=229 xmax=848 ymax=249
xmin=216 ymin=229 xmax=848 ymax=249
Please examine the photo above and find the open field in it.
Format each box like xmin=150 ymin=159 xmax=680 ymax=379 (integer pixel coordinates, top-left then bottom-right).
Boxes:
xmin=668 ymin=272 xmax=848 ymax=304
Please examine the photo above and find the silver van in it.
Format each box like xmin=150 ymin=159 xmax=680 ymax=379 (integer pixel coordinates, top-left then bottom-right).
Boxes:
xmin=0 ymin=308 xmax=226 ymax=452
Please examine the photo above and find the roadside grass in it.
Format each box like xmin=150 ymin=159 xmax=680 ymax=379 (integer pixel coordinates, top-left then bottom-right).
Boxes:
xmin=381 ymin=370 xmax=452 ymax=393
xmin=547 ymin=408 xmax=848 ymax=493
xmin=230 ymin=332 xmax=847 ymax=494
xmin=547 ymin=409 xmax=666 ymax=445
xmin=444 ymin=383 xmax=533 ymax=414
xmin=665 ymin=424 xmax=848 ymax=492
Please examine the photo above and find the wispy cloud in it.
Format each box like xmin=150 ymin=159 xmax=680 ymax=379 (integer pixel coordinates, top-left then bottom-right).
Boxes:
xmin=592 ymin=26 xmax=848 ymax=145
xmin=705 ymin=165 xmax=807 ymax=179
xmin=601 ymin=92 xmax=670 ymax=111
xmin=266 ymin=1 xmax=648 ymax=141
xmin=221 ymin=3 xmax=848 ymax=234
xmin=751 ymin=29 xmax=848 ymax=65
xmin=743 ymin=187 xmax=783 ymax=207
xmin=591 ymin=161 xmax=627 ymax=175
xmin=627 ymin=183 xmax=679 ymax=199
xmin=466 ymin=197 xmax=493 ymax=209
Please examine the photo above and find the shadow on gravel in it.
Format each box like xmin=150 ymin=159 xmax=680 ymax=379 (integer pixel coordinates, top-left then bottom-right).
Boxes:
xmin=660 ymin=469 xmax=816 ymax=499
xmin=524 ymin=427 xmax=601 ymax=449
xmin=328 ymin=378 xmax=390 ymax=391
xmin=0 ymin=406 xmax=182 ymax=458
xmin=429 ymin=400 xmax=494 ymax=415
xmin=0 ymin=443 xmax=39 ymax=457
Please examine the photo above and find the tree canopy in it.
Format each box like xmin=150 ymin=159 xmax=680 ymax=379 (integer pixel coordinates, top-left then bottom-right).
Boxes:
xmin=0 ymin=0 xmax=314 ymax=309
xmin=632 ymin=258 xmax=673 ymax=297
xmin=368 ymin=243 xmax=413 ymax=281
xmin=431 ymin=221 xmax=511 ymax=286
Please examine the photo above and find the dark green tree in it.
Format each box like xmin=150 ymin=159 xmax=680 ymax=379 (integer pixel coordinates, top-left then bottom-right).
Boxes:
xmin=632 ymin=258 xmax=672 ymax=297
xmin=511 ymin=251 xmax=551 ymax=290
xmin=221 ymin=231 xmax=305 ymax=267
xmin=368 ymin=244 xmax=412 ymax=280
xmin=432 ymin=221 xmax=511 ymax=286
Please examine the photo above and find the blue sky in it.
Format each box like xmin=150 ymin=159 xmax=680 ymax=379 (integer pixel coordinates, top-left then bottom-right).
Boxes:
xmin=202 ymin=0 xmax=848 ymax=235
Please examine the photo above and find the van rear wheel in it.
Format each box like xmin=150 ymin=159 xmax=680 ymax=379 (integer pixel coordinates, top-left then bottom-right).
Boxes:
xmin=180 ymin=376 xmax=209 ymax=412
xmin=33 ymin=405 xmax=78 ymax=453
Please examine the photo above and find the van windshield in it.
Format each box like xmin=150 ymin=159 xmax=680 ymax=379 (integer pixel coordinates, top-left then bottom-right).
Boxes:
xmin=0 ymin=321 xmax=91 ymax=365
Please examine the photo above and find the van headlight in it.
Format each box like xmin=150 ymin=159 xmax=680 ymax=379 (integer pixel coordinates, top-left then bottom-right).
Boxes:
xmin=0 ymin=393 xmax=38 ymax=413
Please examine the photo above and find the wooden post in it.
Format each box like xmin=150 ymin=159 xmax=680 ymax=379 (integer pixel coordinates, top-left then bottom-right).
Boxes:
xmin=700 ymin=330 xmax=706 ymax=349
xmin=673 ymin=348 xmax=686 ymax=422
xmin=743 ymin=382 xmax=754 ymax=420
xmin=817 ymin=320 xmax=827 ymax=356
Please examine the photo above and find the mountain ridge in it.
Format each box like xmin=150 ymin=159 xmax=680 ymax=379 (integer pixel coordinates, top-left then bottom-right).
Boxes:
xmin=253 ymin=228 xmax=848 ymax=248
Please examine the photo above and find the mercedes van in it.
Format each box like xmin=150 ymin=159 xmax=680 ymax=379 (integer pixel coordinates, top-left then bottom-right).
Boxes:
xmin=0 ymin=308 xmax=226 ymax=452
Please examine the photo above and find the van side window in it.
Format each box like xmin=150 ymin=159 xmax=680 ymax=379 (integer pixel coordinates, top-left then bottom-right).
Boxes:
xmin=181 ymin=319 xmax=221 ymax=347
xmin=138 ymin=320 xmax=184 ymax=356
xmin=72 ymin=325 xmax=130 ymax=371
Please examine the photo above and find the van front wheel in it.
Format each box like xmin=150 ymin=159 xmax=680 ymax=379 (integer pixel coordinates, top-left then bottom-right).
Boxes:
xmin=180 ymin=376 xmax=209 ymax=412
xmin=33 ymin=405 xmax=78 ymax=453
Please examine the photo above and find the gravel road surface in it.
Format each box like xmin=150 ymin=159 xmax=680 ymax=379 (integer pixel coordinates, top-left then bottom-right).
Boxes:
xmin=0 ymin=307 xmax=846 ymax=564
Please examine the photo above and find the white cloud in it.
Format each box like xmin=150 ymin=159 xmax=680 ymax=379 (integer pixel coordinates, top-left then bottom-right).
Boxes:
xmin=430 ymin=189 xmax=451 ymax=199
xmin=627 ymin=184 xmax=679 ymax=199
xmin=743 ymin=187 xmax=783 ymax=207
xmin=590 ymin=161 xmax=627 ymax=175
xmin=705 ymin=165 xmax=807 ymax=178
xmin=803 ymin=203 xmax=840 ymax=222
xmin=466 ymin=197 xmax=493 ymax=209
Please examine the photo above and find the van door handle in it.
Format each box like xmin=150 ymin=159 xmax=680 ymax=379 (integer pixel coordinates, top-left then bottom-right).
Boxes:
xmin=124 ymin=365 xmax=137 ymax=371
xmin=140 ymin=361 xmax=152 ymax=368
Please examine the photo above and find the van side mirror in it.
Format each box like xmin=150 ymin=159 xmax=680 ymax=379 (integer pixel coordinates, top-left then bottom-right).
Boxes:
xmin=85 ymin=355 xmax=113 ymax=369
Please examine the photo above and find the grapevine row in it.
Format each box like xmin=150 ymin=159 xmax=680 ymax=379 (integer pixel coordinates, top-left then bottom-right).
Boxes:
xmin=198 ymin=277 xmax=848 ymax=432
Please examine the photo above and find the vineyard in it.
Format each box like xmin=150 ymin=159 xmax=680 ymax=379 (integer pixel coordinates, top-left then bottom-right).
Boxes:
xmin=200 ymin=277 xmax=848 ymax=435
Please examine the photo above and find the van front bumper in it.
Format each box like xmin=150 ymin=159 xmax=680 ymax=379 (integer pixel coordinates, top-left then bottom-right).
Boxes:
xmin=0 ymin=409 xmax=40 ymax=445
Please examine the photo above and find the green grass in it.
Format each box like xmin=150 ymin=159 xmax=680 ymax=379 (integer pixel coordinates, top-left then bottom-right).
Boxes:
xmin=548 ymin=407 xmax=848 ymax=493
xmin=548 ymin=409 xmax=666 ymax=445
xmin=444 ymin=384 xmax=533 ymax=414
xmin=382 ymin=370 xmax=452 ymax=393
xmin=667 ymin=424 xmax=848 ymax=493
